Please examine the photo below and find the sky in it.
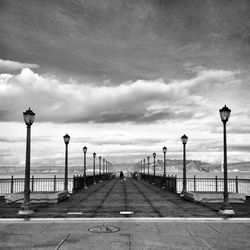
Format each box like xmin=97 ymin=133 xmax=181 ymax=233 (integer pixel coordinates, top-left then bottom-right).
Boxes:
xmin=0 ymin=0 xmax=250 ymax=168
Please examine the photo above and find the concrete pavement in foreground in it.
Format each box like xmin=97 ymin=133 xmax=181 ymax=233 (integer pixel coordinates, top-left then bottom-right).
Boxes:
xmin=0 ymin=218 xmax=250 ymax=249
xmin=0 ymin=177 xmax=250 ymax=249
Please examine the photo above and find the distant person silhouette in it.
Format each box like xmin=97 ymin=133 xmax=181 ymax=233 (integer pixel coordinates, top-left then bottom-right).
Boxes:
xmin=119 ymin=171 xmax=124 ymax=183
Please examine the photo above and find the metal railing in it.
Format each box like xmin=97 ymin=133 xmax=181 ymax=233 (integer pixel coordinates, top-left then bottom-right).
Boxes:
xmin=176 ymin=176 xmax=250 ymax=195
xmin=141 ymin=174 xmax=250 ymax=196
xmin=0 ymin=175 xmax=74 ymax=194
xmin=73 ymin=173 xmax=114 ymax=193
xmin=140 ymin=174 xmax=177 ymax=193
xmin=0 ymin=174 xmax=114 ymax=195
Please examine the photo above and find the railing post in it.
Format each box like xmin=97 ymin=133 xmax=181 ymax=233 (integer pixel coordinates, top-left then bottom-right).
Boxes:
xmin=54 ymin=175 xmax=56 ymax=191
xmin=31 ymin=175 xmax=34 ymax=192
xmin=10 ymin=175 xmax=14 ymax=193
xmin=194 ymin=175 xmax=196 ymax=192
xmin=215 ymin=175 xmax=218 ymax=192
xmin=72 ymin=175 xmax=75 ymax=193
xmin=235 ymin=176 xmax=238 ymax=193
xmin=174 ymin=175 xmax=177 ymax=193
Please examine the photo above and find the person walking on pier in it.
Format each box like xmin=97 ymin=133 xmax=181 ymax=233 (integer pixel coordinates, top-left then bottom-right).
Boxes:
xmin=120 ymin=170 xmax=124 ymax=183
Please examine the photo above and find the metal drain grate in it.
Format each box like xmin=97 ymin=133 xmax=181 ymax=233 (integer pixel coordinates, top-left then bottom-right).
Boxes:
xmin=88 ymin=225 xmax=120 ymax=233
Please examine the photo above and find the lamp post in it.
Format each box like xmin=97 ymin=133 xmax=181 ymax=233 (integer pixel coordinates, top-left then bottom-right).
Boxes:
xmin=93 ymin=152 xmax=96 ymax=184
xmin=140 ymin=160 xmax=142 ymax=174
xmin=19 ymin=108 xmax=35 ymax=215
xmin=147 ymin=156 xmax=150 ymax=181
xmin=153 ymin=152 xmax=156 ymax=184
xmin=181 ymin=135 xmax=188 ymax=196
xmin=63 ymin=134 xmax=70 ymax=192
xmin=219 ymin=105 xmax=235 ymax=214
xmin=162 ymin=147 xmax=167 ymax=189
xmin=103 ymin=158 xmax=105 ymax=180
xmin=99 ymin=156 xmax=102 ymax=182
xmin=143 ymin=159 xmax=146 ymax=178
xmin=83 ymin=146 xmax=88 ymax=189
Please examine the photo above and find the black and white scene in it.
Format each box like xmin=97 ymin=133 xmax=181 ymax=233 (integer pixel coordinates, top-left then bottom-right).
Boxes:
xmin=0 ymin=0 xmax=250 ymax=249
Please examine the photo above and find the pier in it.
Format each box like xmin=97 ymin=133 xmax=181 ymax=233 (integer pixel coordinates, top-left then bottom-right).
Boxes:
xmin=0 ymin=177 xmax=250 ymax=249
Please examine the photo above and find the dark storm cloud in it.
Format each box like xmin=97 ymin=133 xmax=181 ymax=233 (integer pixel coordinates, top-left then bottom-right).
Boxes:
xmin=0 ymin=0 xmax=249 ymax=83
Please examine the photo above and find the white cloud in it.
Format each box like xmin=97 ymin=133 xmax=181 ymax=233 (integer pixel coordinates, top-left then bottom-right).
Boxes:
xmin=0 ymin=58 xmax=39 ymax=73
xmin=0 ymin=67 xmax=241 ymax=124
xmin=0 ymin=67 xmax=249 ymax=166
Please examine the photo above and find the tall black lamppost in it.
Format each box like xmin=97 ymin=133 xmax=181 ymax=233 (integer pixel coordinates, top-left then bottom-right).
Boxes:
xmin=147 ymin=156 xmax=150 ymax=181
xmin=99 ymin=156 xmax=102 ymax=182
xmin=103 ymin=158 xmax=105 ymax=180
xmin=83 ymin=146 xmax=88 ymax=189
xmin=153 ymin=152 xmax=156 ymax=184
xmin=219 ymin=105 xmax=235 ymax=214
xmin=181 ymin=135 xmax=188 ymax=196
xmin=140 ymin=160 xmax=142 ymax=174
xmin=162 ymin=147 xmax=167 ymax=189
xmin=143 ymin=159 xmax=146 ymax=176
xmin=19 ymin=108 xmax=35 ymax=215
xmin=63 ymin=134 xmax=70 ymax=192
xmin=93 ymin=152 xmax=96 ymax=184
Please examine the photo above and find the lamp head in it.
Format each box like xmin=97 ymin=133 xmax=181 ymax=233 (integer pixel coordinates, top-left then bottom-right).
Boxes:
xmin=93 ymin=152 xmax=96 ymax=157
xmin=63 ymin=134 xmax=70 ymax=144
xmin=181 ymin=134 xmax=188 ymax=144
xmin=220 ymin=105 xmax=231 ymax=123
xmin=153 ymin=152 xmax=156 ymax=158
xmin=147 ymin=156 xmax=150 ymax=160
xmin=83 ymin=146 xmax=87 ymax=153
xmin=163 ymin=147 xmax=167 ymax=153
xmin=23 ymin=108 xmax=35 ymax=126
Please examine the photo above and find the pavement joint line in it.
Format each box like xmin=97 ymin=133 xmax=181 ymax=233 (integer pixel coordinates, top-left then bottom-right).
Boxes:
xmin=55 ymin=233 xmax=71 ymax=250
xmin=0 ymin=217 xmax=250 ymax=223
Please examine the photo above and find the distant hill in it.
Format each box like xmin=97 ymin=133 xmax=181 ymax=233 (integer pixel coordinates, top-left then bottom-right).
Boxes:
xmin=227 ymin=162 xmax=250 ymax=172
xmin=146 ymin=160 xmax=250 ymax=173
xmin=1 ymin=161 xmax=250 ymax=176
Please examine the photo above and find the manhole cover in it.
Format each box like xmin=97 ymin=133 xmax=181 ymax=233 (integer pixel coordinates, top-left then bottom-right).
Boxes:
xmin=88 ymin=225 xmax=120 ymax=233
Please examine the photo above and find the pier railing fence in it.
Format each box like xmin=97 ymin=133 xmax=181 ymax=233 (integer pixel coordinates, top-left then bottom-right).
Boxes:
xmin=0 ymin=173 xmax=115 ymax=195
xmin=140 ymin=174 xmax=250 ymax=196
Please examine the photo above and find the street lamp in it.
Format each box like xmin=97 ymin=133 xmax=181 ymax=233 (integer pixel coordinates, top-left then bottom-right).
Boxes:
xmin=153 ymin=152 xmax=156 ymax=184
xmin=63 ymin=134 xmax=70 ymax=192
xmin=103 ymin=158 xmax=105 ymax=180
xmin=219 ymin=105 xmax=234 ymax=214
xmin=93 ymin=152 xmax=96 ymax=184
xmin=147 ymin=156 xmax=150 ymax=181
xmin=162 ymin=147 xmax=167 ymax=189
xmin=181 ymin=134 xmax=188 ymax=196
xmin=99 ymin=156 xmax=102 ymax=182
xmin=19 ymin=108 xmax=35 ymax=215
xmin=140 ymin=160 xmax=142 ymax=174
xmin=83 ymin=146 xmax=88 ymax=189
xmin=143 ymin=159 xmax=146 ymax=176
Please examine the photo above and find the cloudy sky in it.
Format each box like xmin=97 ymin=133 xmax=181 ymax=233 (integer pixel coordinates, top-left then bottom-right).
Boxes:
xmin=0 ymin=0 xmax=250 ymax=168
